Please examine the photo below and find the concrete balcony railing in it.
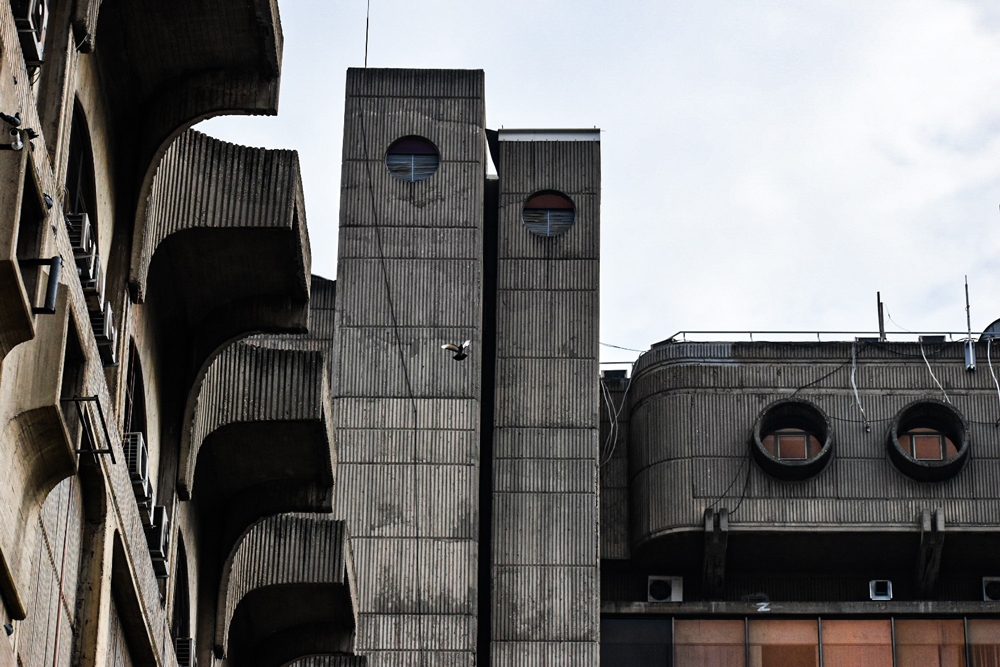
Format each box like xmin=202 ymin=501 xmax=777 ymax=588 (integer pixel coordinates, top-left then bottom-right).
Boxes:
xmin=215 ymin=514 xmax=356 ymax=667
xmin=133 ymin=130 xmax=311 ymax=384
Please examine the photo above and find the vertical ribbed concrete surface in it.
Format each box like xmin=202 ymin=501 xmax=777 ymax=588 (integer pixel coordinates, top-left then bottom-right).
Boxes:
xmin=331 ymin=69 xmax=485 ymax=667
xmin=491 ymin=137 xmax=601 ymax=666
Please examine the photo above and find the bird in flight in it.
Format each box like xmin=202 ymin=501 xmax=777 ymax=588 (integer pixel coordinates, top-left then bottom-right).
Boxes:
xmin=441 ymin=340 xmax=471 ymax=361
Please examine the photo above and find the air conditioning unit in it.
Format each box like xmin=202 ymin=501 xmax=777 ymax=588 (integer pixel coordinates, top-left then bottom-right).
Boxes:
xmin=11 ymin=0 xmax=48 ymax=66
xmin=869 ymin=580 xmax=893 ymax=601
xmin=175 ymin=638 xmax=196 ymax=667
xmin=123 ymin=432 xmax=153 ymax=525
xmin=145 ymin=505 xmax=170 ymax=577
xmin=89 ymin=302 xmax=118 ymax=366
xmin=66 ymin=213 xmax=92 ymax=253
xmin=67 ymin=213 xmax=97 ymax=279
xmin=81 ymin=260 xmax=104 ymax=312
xmin=647 ymin=576 xmax=683 ymax=602
xmin=983 ymin=578 xmax=1000 ymax=602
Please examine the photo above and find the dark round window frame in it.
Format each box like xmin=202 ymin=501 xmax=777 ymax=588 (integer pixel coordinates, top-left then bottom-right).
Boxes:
xmin=521 ymin=190 xmax=576 ymax=237
xmin=887 ymin=400 xmax=969 ymax=482
xmin=384 ymin=135 xmax=440 ymax=183
xmin=752 ymin=399 xmax=833 ymax=481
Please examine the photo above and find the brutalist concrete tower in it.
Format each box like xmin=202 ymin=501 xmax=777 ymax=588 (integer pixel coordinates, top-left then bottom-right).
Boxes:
xmin=332 ymin=68 xmax=486 ymax=666
xmin=490 ymin=129 xmax=601 ymax=665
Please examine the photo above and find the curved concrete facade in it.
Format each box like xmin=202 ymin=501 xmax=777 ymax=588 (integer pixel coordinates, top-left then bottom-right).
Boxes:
xmin=216 ymin=514 xmax=354 ymax=666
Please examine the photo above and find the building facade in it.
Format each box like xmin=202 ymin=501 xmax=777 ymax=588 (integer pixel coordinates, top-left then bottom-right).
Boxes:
xmin=0 ymin=4 xmax=603 ymax=665
xmin=600 ymin=339 xmax=1000 ymax=665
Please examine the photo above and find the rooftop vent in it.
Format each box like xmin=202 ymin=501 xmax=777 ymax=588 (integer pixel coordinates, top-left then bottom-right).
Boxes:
xmin=522 ymin=192 xmax=575 ymax=237
xmin=385 ymin=136 xmax=439 ymax=182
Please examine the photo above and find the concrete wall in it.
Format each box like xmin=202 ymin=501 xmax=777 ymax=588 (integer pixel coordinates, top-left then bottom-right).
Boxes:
xmin=490 ymin=134 xmax=601 ymax=666
xmin=331 ymin=68 xmax=485 ymax=667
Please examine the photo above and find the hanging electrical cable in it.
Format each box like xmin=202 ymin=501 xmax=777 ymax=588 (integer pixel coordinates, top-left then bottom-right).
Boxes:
xmin=919 ymin=340 xmax=951 ymax=404
xmin=850 ymin=342 xmax=871 ymax=432
xmin=988 ymin=338 xmax=1000 ymax=426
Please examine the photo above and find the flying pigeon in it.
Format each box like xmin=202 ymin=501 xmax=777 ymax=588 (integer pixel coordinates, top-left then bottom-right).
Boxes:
xmin=441 ymin=340 xmax=471 ymax=361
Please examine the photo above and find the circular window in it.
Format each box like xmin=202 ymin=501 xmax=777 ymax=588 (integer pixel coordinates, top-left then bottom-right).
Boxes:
xmin=385 ymin=137 xmax=439 ymax=182
xmin=522 ymin=192 xmax=575 ymax=237
xmin=888 ymin=400 xmax=968 ymax=482
xmin=752 ymin=400 xmax=833 ymax=480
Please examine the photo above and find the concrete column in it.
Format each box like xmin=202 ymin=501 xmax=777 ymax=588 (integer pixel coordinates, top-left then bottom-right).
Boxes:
xmin=491 ymin=131 xmax=601 ymax=666
xmin=332 ymin=68 xmax=485 ymax=667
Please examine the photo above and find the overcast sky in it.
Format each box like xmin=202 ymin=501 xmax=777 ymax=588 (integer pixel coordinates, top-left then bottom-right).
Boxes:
xmin=198 ymin=0 xmax=1000 ymax=363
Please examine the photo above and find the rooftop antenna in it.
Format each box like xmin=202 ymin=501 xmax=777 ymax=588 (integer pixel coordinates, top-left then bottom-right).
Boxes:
xmin=965 ymin=276 xmax=976 ymax=371
xmin=877 ymin=292 xmax=886 ymax=342
xmin=364 ymin=0 xmax=371 ymax=67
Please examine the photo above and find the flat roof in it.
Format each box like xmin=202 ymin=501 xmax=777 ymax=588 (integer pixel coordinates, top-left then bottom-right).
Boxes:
xmin=498 ymin=128 xmax=600 ymax=142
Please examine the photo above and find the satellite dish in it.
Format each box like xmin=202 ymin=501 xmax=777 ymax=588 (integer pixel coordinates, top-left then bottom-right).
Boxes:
xmin=980 ymin=318 xmax=1000 ymax=341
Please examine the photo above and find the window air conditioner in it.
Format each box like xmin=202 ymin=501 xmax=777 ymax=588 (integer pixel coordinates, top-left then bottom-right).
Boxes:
xmin=984 ymin=578 xmax=1000 ymax=602
xmin=175 ymin=638 xmax=196 ymax=667
xmin=89 ymin=301 xmax=118 ymax=366
xmin=123 ymin=432 xmax=153 ymax=525
xmin=145 ymin=505 xmax=170 ymax=577
xmin=647 ymin=576 xmax=683 ymax=602
xmin=81 ymin=259 xmax=104 ymax=312
xmin=66 ymin=213 xmax=97 ymax=279
xmin=11 ymin=0 xmax=48 ymax=66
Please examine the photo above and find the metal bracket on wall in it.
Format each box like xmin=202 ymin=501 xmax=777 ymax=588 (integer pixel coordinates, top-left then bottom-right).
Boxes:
xmin=61 ymin=395 xmax=116 ymax=464
xmin=703 ymin=507 xmax=729 ymax=600
xmin=18 ymin=256 xmax=62 ymax=314
xmin=915 ymin=507 xmax=945 ymax=598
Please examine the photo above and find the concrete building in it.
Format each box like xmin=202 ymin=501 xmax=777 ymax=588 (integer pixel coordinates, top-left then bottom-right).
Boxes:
xmin=4 ymin=0 xmax=998 ymax=665
xmin=600 ymin=338 xmax=1000 ymax=665
xmin=0 ymin=3 xmax=602 ymax=664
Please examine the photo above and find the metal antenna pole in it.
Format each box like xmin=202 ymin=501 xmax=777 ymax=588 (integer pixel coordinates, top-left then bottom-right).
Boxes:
xmin=877 ymin=292 xmax=885 ymax=342
xmin=965 ymin=276 xmax=977 ymax=371
xmin=364 ymin=0 xmax=371 ymax=67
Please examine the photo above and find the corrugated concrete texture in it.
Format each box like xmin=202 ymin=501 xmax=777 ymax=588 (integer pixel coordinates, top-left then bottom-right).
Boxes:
xmin=216 ymin=515 xmax=352 ymax=658
xmin=628 ymin=341 xmax=1000 ymax=549
xmin=491 ymin=137 xmax=600 ymax=665
xmin=136 ymin=130 xmax=309 ymax=301
xmin=331 ymin=68 xmax=485 ymax=667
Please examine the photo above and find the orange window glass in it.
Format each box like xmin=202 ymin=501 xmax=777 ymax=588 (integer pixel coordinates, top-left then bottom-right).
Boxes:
xmin=675 ymin=619 xmax=746 ymax=667
xmin=749 ymin=619 xmax=818 ymax=667
xmin=900 ymin=428 xmax=958 ymax=460
xmin=762 ymin=429 xmax=822 ymax=460
xmin=822 ymin=620 xmax=893 ymax=667
xmin=895 ymin=619 xmax=966 ymax=667
xmin=969 ymin=619 xmax=1000 ymax=666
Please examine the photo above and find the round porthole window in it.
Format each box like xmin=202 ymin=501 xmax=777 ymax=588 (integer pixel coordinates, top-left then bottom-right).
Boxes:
xmin=522 ymin=192 xmax=575 ymax=237
xmin=385 ymin=137 xmax=439 ymax=182
xmin=752 ymin=399 xmax=833 ymax=480
xmin=888 ymin=400 xmax=968 ymax=482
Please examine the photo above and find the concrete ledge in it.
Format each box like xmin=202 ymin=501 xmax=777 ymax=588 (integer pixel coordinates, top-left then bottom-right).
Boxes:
xmin=603 ymin=600 xmax=1000 ymax=616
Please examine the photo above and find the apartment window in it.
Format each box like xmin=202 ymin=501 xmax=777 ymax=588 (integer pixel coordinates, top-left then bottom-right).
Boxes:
xmin=16 ymin=170 xmax=46 ymax=306
xmin=762 ymin=429 xmax=823 ymax=461
xmin=599 ymin=617 xmax=1000 ymax=666
xmin=522 ymin=192 xmax=575 ymax=237
xmin=888 ymin=401 xmax=968 ymax=482
xmin=385 ymin=137 xmax=439 ymax=182
xmin=752 ymin=400 xmax=832 ymax=481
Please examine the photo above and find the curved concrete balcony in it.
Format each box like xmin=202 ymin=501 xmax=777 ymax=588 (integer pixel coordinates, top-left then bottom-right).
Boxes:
xmin=136 ymin=130 xmax=311 ymax=382
xmin=285 ymin=657 xmax=367 ymax=667
xmin=215 ymin=515 xmax=356 ymax=667
xmin=181 ymin=338 xmax=334 ymax=547
xmin=91 ymin=0 xmax=282 ymax=219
